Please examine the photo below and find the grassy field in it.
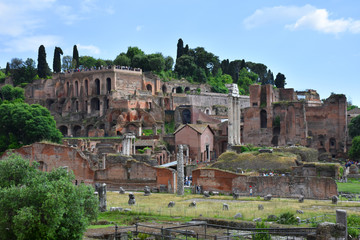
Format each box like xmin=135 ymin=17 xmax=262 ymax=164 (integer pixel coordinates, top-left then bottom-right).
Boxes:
xmin=98 ymin=191 xmax=360 ymax=227
xmin=337 ymin=179 xmax=360 ymax=194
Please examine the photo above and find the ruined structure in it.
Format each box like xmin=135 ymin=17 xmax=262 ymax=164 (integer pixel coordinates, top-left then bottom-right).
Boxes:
xmin=242 ymin=84 xmax=347 ymax=157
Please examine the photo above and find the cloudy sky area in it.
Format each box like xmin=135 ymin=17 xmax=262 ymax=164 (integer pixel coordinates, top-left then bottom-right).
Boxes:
xmin=0 ymin=0 xmax=359 ymax=105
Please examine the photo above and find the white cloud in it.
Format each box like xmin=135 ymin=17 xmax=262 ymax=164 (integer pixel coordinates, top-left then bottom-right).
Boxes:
xmin=4 ymin=35 xmax=61 ymax=52
xmin=77 ymin=44 xmax=100 ymax=55
xmin=244 ymin=5 xmax=360 ymax=34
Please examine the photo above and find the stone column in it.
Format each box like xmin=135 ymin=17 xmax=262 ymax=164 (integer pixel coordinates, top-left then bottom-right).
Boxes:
xmin=98 ymin=183 xmax=107 ymax=212
xmin=227 ymin=95 xmax=234 ymax=147
xmin=336 ymin=209 xmax=347 ymax=239
xmin=236 ymin=98 xmax=241 ymax=145
xmin=234 ymin=97 xmax=238 ymax=145
xmin=177 ymin=145 xmax=184 ymax=195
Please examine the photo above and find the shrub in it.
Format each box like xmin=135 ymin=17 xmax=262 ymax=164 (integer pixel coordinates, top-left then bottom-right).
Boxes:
xmin=277 ymin=212 xmax=297 ymax=225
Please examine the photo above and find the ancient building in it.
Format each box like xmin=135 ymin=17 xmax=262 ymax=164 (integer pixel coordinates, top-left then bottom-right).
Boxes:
xmin=242 ymin=84 xmax=347 ymax=157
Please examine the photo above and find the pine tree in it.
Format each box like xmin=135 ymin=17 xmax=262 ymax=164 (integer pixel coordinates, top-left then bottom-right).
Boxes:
xmin=72 ymin=45 xmax=79 ymax=69
xmin=53 ymin=47 xmax=63 ymax=73
xmin=275 ymin=73 xmax=286 ymax=88
xmin=5 ymin=62 xmax=10 ymax=75
xmin=37 ymin=45 xmax=49 ymax=78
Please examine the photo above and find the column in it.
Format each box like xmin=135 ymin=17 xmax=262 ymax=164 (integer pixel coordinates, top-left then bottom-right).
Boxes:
xmin=236 ymin=98 xmax=241 ymax=145
xmin=177 ymin=145 xmax=184 ymax=195
xmin=227 ymin=96 xmax=234 ymax=146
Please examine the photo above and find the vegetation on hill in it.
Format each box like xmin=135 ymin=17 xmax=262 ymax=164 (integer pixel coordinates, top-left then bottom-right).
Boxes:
xmin=273 ymin=146 xmax=318 ymax=162
xmin=0 ymin=85 xmax=62 ymax=153
xmin=211 ymin=151 xmax=297 ymax=173
xmin=0 ymin=154 xmax=98 ymax=239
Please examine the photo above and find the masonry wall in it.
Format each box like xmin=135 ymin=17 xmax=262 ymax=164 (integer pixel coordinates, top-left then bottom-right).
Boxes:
xmin=7 ymin=143 xmax=95 ymax=184
xmin=192 ymin=168 xmax=337 ymax=199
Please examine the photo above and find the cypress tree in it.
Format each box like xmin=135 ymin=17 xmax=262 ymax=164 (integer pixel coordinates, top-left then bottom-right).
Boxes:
xmin=5 ymin=62 xmax=10 ymax=75
xmin=37 ymin=45 xmax=49 ymax=78
xmin=53 ymin=47 xmax=63 ymax=73
xmin=72 ymin=45 xmax=79 ymax=69
xmin=176 ymin=38 xmax=184 ymax=60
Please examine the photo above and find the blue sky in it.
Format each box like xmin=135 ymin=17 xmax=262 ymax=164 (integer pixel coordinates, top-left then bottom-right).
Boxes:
xmin=0 ymin=0 xmax=359 ymax=105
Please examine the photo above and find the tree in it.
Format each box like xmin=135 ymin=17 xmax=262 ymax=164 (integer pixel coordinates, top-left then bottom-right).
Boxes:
xmin=62 ymin=55 xmax=73 ymax=71
xmin=0 ymin=85 xmax=24 ymax=101
xmin=53 ymin=47 xmax=63 ymax=73
xmin=349 ymin=136 xmax=360 ymax=160
xmin=73 ymin=45 xmax=80 ymax=69
xmin=349 ymin=115 xmax=360 ymax=138
xmin=164 ymin=56 xmax=174 ymax=71
xmin=0 ymin=100 xmax=62 ymax=153
xmin=174 ymin=55 xmax=197 ymax=78
xmin=176 ymin=38 xmax=184 ymax=60
xmin=9 ymin=58 xmax=37 ymax=86
xmin=0 ymin=154 xmax=98 ymax=239
xmin=148 ymin=53 xmax=165 ymax=72
xmin=126 ymin=46 xmax=144 ymax=61
xmin=275 ymin=73 xmax=286 ymax=88
xmin=114 ymin=53 xmax=131 ymax=66
xmin=37 ymin=45 xmax=50 ymax=78
xmin=79 ymin=56 xmax=97 ymax=68
xmin=5 ymin=62 xmax=10 ymax=75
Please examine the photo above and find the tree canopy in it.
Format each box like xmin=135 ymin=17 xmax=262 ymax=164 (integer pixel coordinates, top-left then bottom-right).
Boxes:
xmin=349 ymin=136 xmax=360 ymax=160
xmin=53 ymin=47 xmax=63 ymax=73
xmin=275 ymin=73 xmax=286 ymax=88
xmin=0 ymin=85 xmax=62 ymax=153
xmin=0 ymin=154 xmax=98 ymax=239
xmin=349 ymin=115 xmax=360 ymax=139
xmin=73 ymin=45 xmax=80 ymax=69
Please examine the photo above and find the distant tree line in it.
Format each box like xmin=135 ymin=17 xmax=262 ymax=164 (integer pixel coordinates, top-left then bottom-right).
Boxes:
xmin=2 ymin=40 xmax=286 ymax=95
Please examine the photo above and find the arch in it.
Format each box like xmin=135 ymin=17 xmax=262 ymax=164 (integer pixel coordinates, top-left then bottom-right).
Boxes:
xmin=106 ymin=77 xmax=111 ymax=93
xmin=95 ymin=79 xmax=100 ymax=95
xmin=205 ymin=108 xmax=211 ymax=115
xmin=329 ymin=138 xmax=336 ymax=148
xmin=75 ymin=101 xmax=79 ymax=112
xmin=75 ymin=81 xmax=79 ymax=97
xmin=85 ymin=79 xmax=89 ymax=96
xmin=162 ymin=85 xmax=167 ymax=94
xmin=182 ymin=109 xmax=191 ymax=124
xmin=91 ymin=98 xmax=100 ymax=111
xmin=176 ymin=86 xmax=183 ymax=93
xmin=46 ymin=99 xmax=55 ymax=109
xmin=73 ymin=125 xmax=82 ymax=137
xmin=184 ymin=87 xmax=190 ymax=92
xmin=260 ymin=109 xmax=267 ymax=128
xmin=66 ymin=82 xmax=70 ymax=96
xmin=59 ymin=125 xmax=68 ymax=136
xmin=146 ymin=84 xmax=152 ymax=92
xmin=86 ymin=125 xmax=94 ymax=137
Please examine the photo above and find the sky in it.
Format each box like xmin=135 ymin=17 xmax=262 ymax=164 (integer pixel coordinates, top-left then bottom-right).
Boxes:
xmin=0 ymin=0 xmax=359 ymax=105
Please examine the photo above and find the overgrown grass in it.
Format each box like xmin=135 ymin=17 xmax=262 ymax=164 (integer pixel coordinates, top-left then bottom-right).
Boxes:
xmin=101 ymin=192 xmax=360 ymax=227
xmin=63 ymin=136 xmax=122 ymax=140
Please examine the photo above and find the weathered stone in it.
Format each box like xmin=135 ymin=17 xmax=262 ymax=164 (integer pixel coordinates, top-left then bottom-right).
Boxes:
xmin=177 ymin=145 xmax=185 ymax=196
xmin=144 ymin=186 xmax=151 ymax=196
xmin=316 ymin=222 xmax=346 ymax=240
xmin=296 ymin=217 xmax=301 ymax=224
xmin=331 ymin=195 xmax=338 ymax=204
xmin=258 ymin=204 xmax=264 ymax=210
xmin=128 ymin=193 xmax=136 ymax=205
xmin=253 ymin=218 xmax=262 ymax=222
xmin=232 ymin=191 xmax=240 ymax=199
xmin=336 ymin=209 xmax=347 ymax=239
xmin=96 ymin=183 xmax=107 ymax=212
xmin=264 ymin=194 xmax=272 ymax=201
xmin=203 ymin=191 xmax=210 ymax=198
xmin=210 ymin=191 xmax=219 ymax=195
xmin=296 ymin=210 xmax=304 ymax=214
xmin=124 ymin=208 xmax=132 ymax=212
xmin=259 ymin=149 xmax=273 ymax=153
xmin=168 ymin=201 xmax=175 ymax=208
xmin=110 ymin=207 xmax=123 ymax=212
xmin=189 ymin=201 xmax=196 ymax=207
xmin=222 ymin=203 xmax=229 ymax=211
xmin=234 ymin=213 xmax=243 ymax=219
xmin=298 ymin=195 xmax=304 ymax=203
xmin=119 ymin=187 xmax=125 ymax=194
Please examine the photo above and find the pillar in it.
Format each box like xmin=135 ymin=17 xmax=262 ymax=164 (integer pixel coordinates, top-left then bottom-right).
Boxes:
xmin=97 ymin=183 xmax=107 ymax=212
xmin=227 ymin=96 xmax=234 ymax=146
xmin=177 ymin=145 xmax=184 ymax=195
xmin=336 ymin=209 xmax=347 ymax=239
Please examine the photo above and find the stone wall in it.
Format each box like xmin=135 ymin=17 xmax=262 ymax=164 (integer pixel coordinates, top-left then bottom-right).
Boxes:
xmin=192 ymin=168 xmax=337 ymax=199
xmin=6 ymin=142 xmax=95 ymax=184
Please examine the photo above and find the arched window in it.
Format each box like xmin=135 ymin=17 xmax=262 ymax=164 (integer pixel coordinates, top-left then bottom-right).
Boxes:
xmin=260 ymin=110 xmax=267 ymax=128
xmin=329 ymin=138 xmax=336 ymax=148
xmin=176 ymin=86 xmax=183 ymax=93
xmin=66 ymin=82 xmax=70 ymax=96
xmin=73 ymin=125 xmax=82 ymax=137
xmin=162 ymin=85 xmax=167 ymax=94
xmin=184 ymin=87 xmax=190 ymax=92
xmin=75 ymin=81 xmax=79 ymax=97
xmin=182 ymin=109 xmax=191 ymax=124
xmin=91 ymin=98 xmax=100 ymax=111
xmin=146 ymin=84 xmax=152 ymax=92
xmin=106 ymin=78 xmax=111 ymax=93
xmin=59 ymin=125 xmax=68 ymax=136
xmin=85 ymin=79 xmax=88 ymax=96
xmin=75 ymin=101 xmax=79 ymax=112
xmin=95 ymin=79 xmax=100 ymax=95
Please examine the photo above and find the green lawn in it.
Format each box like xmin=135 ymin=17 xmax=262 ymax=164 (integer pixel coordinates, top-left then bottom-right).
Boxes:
xmin=337 ymin=179 xmax=360 ymax=194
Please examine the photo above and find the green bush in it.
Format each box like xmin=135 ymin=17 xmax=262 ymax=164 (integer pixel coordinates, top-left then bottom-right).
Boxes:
xmin=277 ymin=212 xmax=297 ymax=225
xmin=253 ymin=222 xmax=271 ymax=240
xmin=348 ymin=215 xmax=360 ymax=239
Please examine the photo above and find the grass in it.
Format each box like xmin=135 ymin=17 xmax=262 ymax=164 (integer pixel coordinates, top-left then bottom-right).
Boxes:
xmin=97 ymin=192 xmax=360 ymax=227
xmin=337 ymin=179 xmax=360 ymax=194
